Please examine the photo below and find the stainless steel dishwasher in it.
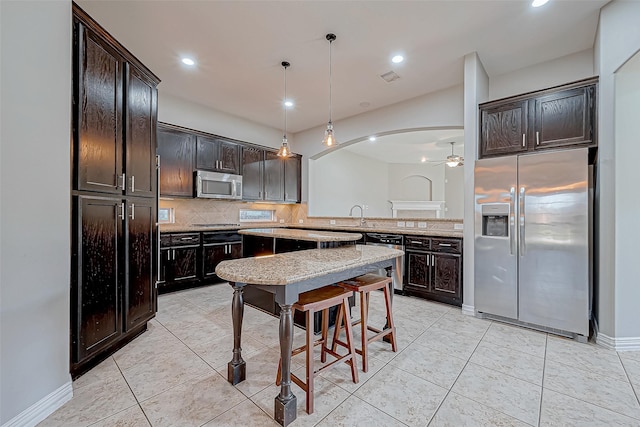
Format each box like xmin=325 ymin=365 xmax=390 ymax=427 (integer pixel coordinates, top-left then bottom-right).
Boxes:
xmin=365 ymin=233 xmax=404 ymax=291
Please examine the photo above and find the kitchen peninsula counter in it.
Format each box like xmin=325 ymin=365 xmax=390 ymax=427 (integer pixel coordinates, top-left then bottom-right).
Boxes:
xmin=239 ymin=227 xmax=362 ymax=242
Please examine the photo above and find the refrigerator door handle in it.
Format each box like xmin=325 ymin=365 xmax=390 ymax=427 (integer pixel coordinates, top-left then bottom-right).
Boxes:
xmin=510 ymin=187 xmax=516 ymax=255
xmin=519 ymin=186 xmax=526 ymax=256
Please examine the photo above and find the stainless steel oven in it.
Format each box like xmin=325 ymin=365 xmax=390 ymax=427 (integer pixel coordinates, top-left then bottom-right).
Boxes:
xmin=195 ymin=170 xmax=242 ymax=200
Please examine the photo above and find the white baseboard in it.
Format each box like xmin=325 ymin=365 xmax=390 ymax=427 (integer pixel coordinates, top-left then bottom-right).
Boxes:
xmin=461 ymin=304 xmax=475 ymax=316
xmin=596 ymin=332 xmax=640 ymax=351
xmin=2 ymin=381 xmax=73 ymax=427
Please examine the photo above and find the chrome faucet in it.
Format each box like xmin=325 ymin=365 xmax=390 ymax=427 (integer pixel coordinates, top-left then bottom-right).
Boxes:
xmin=349 ymin=204 xmax=366 ymax=226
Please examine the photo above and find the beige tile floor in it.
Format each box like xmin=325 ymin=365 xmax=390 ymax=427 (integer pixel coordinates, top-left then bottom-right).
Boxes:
xmin=40 ymin=284 xmax=640 ymax=426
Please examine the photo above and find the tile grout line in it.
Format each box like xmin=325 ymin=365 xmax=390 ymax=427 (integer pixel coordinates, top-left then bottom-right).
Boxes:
xmin=425 ymin=319 xmax=493 ymax=426
xmin=617 ymin=352 xmax=640 ymax=413
xmin=537 ymin=333 xmax=548 ymax=427
xmin=109 ymin=356 xmax=155 ymax=427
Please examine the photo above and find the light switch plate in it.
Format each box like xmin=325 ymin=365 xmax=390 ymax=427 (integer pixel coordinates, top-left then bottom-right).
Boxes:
xmin=299 ymin=219 xmax=304 ymax=223
xmin=418 ymin=222 xmax=427 ymax=228
xmin=330 ymin=220 xmax=336 ymax=225
xmin=279 ymin=219 xmax=285 ymax=223
xmin=396 ymin=221 xmax=406 ymax=227
xmin=405 ymin=221 xmax=414 ymax=228
xmin=454 ymin=223 xmax=464 ymax=230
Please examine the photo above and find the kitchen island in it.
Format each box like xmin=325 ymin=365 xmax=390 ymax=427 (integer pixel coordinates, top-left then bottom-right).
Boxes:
xmin=215 ymin=244 xmax=404 ymax=426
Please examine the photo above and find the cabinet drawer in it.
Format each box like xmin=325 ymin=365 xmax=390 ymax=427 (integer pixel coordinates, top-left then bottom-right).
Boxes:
xmin=169 ymin=233 xmax=201 ymax=246
xmin=160 ymin=234 xmax=172 ymax=248
xmin=202 ymin=231 xmax=241 ymax=244
xmin=432 ymin=238 xmax=461 ymax=254
xmin=405 ymin=236 xmax=431 ymax=250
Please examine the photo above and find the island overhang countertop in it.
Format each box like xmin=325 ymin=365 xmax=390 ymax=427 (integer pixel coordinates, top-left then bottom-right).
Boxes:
xmin=215 ymin=244 xmax=403 ymax=285
xmin=238 ymin=227 xmax=362 ymax=242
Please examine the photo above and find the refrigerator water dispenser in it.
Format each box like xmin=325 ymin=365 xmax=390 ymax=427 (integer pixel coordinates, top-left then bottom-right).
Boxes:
xmin=481 ymin=204 xmax=509 ymax=237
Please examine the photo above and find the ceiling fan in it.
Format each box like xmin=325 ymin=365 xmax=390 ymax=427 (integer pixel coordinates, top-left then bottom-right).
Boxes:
xmin=423 ymin=141 xmax=464 ymax=167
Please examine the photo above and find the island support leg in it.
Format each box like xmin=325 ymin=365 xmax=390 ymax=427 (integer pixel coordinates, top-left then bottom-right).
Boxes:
xmin=274 ymin=304 xmax=297 ymax=426
xmin=228 ymin=282 xmax=246 ymax=385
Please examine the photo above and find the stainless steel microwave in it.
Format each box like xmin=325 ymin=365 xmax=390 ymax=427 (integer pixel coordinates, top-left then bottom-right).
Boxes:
xmin=195 ymin=170 xmax=242 ymax=200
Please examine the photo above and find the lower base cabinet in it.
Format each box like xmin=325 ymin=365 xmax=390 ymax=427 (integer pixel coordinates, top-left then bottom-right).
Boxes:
xmin=159 ymin=231 xmax=242 ymax=293
xmin=71 ymin=195 xmax=157 ymax=378
xmin=404 ymin=237 xmax=462 ymax=306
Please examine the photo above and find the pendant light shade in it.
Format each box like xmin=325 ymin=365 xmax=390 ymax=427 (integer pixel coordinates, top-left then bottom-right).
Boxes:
xmin=322 ymin=33 xmax=337 ymax=147
xmin=277 ymin=61 xmax=291 ymax=158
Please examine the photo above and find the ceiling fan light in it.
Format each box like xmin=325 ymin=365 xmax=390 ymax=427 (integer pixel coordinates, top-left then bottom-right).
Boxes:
xmin=446 ymin=160 xmax=460 ymax=167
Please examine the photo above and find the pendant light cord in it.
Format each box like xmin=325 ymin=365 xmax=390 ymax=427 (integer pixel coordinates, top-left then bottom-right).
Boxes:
xmin=284 ymin=63 xmax=287 ymax=138
xmin=329 ymin=37 xmax=332 ymax=123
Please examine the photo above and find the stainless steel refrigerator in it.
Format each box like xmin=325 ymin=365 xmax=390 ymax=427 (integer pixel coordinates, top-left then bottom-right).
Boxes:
xmin=474 ymin=148 xmax=590 ymax=337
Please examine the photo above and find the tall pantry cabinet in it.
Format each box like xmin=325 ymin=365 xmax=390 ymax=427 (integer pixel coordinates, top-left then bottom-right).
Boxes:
xmin=71 ymin=4 xmax=160 ymax=377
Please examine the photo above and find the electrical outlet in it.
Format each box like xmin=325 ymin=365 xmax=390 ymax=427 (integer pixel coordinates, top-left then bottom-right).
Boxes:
xmin=279 ymin=219 xmax=285 ymax=223
xmin=396 ymin=221 xmax=406 ymax=228
xmin=330 ymin=220 xmax=336 ymax=225
xmin=454 ymin=223 xmax=464 ymax=230
xmin=405 ymin=221 xmax=414 ymax=228
xmin=298 ymin=219 xmax=304 ymax=224
xmin=418 ymin=222 xmax=427 ymax=228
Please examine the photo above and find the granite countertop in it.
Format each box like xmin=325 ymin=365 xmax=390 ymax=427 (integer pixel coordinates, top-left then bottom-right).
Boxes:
xmin=215 ymin=244 xmax=404 ymax=285
xmin=160 ymin=223 xmax=463 ymax=238
xmin=285 ymin=224 xmax=463 ymax=238
xmin=239 ymin=227 xmax=362 ymax=242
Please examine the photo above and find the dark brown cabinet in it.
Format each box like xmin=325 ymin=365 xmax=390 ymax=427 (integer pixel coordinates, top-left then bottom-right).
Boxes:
xmin=202 ymin=232 xmax=242 ymax=278
xmin=405 ymin=236 xmax=462 ymax=306
xmin=241 ymin=147 xmax=264 ymax=200
xmin=480 ymin=78 xmax=597 ymax=158
xmin=157 ymin=125 xmax=195 ymax=197
xmin=196 ymin=136 xmax=241 ymax=174
xmin=264 ymin=150 xmax=284 ymax=201
xmin=284 ymin=155 xmax=302 ymax=203
xmin=480 ymin=100 xmax=529 ymax=158
xmin=71 ymin=4 xmax=159 ymax=378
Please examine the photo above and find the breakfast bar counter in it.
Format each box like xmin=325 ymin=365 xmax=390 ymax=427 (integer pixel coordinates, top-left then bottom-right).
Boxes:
xmin=239 ymin=227 xmax=362 ymax=243
xmin=215 ymin=244 xmax=404 ymax=426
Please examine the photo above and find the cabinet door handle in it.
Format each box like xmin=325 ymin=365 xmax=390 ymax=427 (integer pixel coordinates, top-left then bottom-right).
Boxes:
xmin=536 ymin=131 xmax=540 ymax=146
xmin=172 ymin=249 xmax=176 ymax=260
xmin=432 ymin=254 xmax=435 ymax=265
xmin=410 ymin=240 xmax=423 ymax=245
xmin=522 ymin=134 xmax=526 ymax=148
xmin=119 ymin=173 xmax=126 ymax=190
xmin=426 ymin=254 xmax=430 ymax=266
xmin=438 ymin=243 xmax=452 ymax=247
xmin=129 ymin=203 xmax=135 ymax=220
xmin=119 ymin=202 xmax=125 ymax=220
xmin=131 ymin=175 xmax=135 ymax=193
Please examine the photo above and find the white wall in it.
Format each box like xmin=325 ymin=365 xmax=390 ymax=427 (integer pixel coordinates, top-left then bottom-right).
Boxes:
xmin=309 ymin=151 xmax=389 ymax=217
xmin=489 ymin=49 xmax=595 ymax=101
xmin=614 ymin=51 xmax=640 ymax=339
xmin=0 ymin=0 xmax=72 ymax=423
xmin=462 ymin=52 xmax=489 ymax=314
xmin=295 ymin=85 xmax=465 ymax=202
xmin=444 ymin=165 xmax=464 ymax=219
xmin=594 ymin=0 xmax=640 ymax=345
xmin=388 ymin=163 xmax=442 ymax=201
xmin=158 ymin=92 xmax=285 ymax=150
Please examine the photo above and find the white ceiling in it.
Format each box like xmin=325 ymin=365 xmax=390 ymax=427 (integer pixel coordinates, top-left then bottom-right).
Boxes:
xmin=343 ymin=129 xmax=465 ymax=165
xmin=77 ymin=0 xmax=608 ymax=134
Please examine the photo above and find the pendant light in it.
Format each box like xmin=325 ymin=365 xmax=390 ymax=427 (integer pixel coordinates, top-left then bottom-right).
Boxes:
xmin=277 ymin=61 xmax=291 ymax=158
xmin=322 ymin=33 xmax=337 ymax=147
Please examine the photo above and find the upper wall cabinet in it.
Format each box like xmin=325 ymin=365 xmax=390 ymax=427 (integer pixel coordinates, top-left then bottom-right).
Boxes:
xmin=284 ymin=155 xmax=301 ymax=203
xmin=480 ymin=78 xmax=597 ymax=159
xmin=241 ymin=146 xmax=264 ymax=201
xmin=157 ymin=124 xmax=195 ymax=198
xmin=196 ymin=136 xmax=241 ymax=174
xmin=74 ymin=21 xmax=158 ymax=197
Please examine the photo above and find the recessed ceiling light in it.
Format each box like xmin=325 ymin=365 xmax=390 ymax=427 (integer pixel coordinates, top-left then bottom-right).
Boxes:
xmin=369 ymin=136 xmax=376 ymax=142
xmin=181 ymin=57 xmax=195 ymax=66
xmin=421 ymin=157 xmax=427 ymax=163
xmin=392 ymin=55 xmax=404 ymax=64
xmin=284 ymin=100 xmax=294 ymax=108
xmin=531 ymin=0 xmax=550 ymax=7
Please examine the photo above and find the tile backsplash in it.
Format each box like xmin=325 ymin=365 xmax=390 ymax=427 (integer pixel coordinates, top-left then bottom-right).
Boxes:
xmin=158 ymin=200 xmax=462 ymax=231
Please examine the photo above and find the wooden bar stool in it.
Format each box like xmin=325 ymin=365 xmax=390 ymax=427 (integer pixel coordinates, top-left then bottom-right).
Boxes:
xmin=333 ymin=273 xmax=397 ymax=372
xmin=276 ymin=285 xmax=359 ymax=415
